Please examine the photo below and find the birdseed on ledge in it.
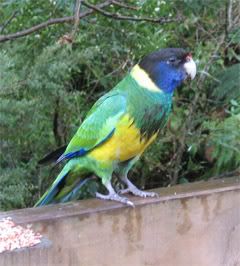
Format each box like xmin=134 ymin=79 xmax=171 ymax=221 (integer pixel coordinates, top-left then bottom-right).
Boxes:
xmin=0 ymin=217 xmax=42 ymax=253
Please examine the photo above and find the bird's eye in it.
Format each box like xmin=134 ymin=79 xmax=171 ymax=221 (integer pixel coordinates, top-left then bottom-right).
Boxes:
xmin=168 ymin=57 xmax=177 ymax=64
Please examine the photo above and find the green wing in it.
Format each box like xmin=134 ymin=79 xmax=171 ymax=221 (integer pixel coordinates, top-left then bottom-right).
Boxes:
xmin=58 ymin=92 xmax=127 ymax=162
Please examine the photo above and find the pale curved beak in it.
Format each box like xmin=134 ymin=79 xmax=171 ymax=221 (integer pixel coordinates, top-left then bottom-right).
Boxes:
xmin=184 ymin=58 xmax=197 ymax=80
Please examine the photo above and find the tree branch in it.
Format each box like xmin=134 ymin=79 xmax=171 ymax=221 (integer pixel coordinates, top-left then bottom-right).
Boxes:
xmin=83 ymin=1 xmax=182 ymax=24
xmin=0 ymin=0 xmax=182 ymax=43
xmin=227 ymin=0 xmax=233 ymax=33
xmin=0 ymin=11 xmax=19 ymax=34
xmin=71 ymin=0 xmax=82 ymax=38
xmin=0 ymin=1 xmax=112 ymax=43
xmin=111 ymin=1 xmax=139 ymax=11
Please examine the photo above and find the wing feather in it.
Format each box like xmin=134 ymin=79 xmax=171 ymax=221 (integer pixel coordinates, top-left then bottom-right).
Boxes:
xmin=60 ymin=93 xmax=127 ymax=161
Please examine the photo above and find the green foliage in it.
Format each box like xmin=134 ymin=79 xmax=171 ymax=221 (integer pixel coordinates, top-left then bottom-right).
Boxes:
xmin=203 ymin=112 xmax=240 ymax=174
xmin=211 ymin=64 xmax=240 ymax=102
xmin=0 ymin=167 xmax=35 ymax=210
xmin=0 ymin=0 xmax=239 ymax=210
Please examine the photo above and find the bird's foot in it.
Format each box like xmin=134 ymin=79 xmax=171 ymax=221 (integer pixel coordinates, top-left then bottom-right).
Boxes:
xmin=96 ymin=192 xmax=135 ymax=207
xmin=120 ymin=186 xmax=158 ymax=198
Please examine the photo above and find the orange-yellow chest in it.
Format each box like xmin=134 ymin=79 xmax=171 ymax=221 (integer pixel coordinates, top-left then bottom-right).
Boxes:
xmin=89 ymin=115 xmax=157 ymax=162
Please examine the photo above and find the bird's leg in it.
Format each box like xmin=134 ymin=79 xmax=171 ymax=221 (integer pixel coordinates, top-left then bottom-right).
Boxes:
xmin=96 ymin=181 xmax=134 ymax=207
xmin=119 ymin=176 xmax=158 ymax=198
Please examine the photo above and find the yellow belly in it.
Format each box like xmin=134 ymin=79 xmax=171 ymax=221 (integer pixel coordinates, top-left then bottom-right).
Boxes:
xmin=89 ymin=115 xmax=157 ymax=162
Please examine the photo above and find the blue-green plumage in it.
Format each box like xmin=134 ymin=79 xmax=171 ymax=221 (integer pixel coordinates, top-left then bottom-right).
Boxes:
xmin=35 ymin=48 xmax=196 ymax=207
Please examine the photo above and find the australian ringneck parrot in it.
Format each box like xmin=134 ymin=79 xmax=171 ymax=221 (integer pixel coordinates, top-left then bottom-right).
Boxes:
xmin=35 ymin=48 xmax=196 ymax=207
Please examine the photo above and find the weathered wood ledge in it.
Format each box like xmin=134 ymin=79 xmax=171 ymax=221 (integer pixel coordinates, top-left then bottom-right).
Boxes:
xmin=0 ymin=177 xmax=240 ymax=266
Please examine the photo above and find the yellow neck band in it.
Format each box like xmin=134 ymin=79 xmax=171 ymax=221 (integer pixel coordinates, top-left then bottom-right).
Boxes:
xmin=130 ymin=64 xmax=162 ymax=93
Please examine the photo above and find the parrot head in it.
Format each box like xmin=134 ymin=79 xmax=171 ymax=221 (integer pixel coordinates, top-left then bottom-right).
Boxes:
xmin=139 ymin=48 xmax=196 ymax=93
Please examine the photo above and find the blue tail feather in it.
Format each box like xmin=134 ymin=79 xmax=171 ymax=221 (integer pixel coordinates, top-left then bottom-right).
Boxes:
xmin=34 ymin=170 xmax=69 ymax=207
xmin=60 ymin=177 xmax=93 ymax=203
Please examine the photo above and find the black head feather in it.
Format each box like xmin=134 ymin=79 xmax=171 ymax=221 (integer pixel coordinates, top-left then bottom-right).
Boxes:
xmin=138 ymin=48 xmax=191 ymax=93
xmin=139 ymin=48 xmax=189 ymax=72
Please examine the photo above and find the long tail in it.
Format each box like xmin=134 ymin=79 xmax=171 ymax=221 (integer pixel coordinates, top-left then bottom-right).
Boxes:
xmin=35 ymin=166 xmax=70 ymax=207
xmin=35 ymin=162 xmax=93 ymax=207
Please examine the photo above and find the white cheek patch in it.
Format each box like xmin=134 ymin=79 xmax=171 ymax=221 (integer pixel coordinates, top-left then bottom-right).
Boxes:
xmin=184 ymin=58 xmax=197 ymax=80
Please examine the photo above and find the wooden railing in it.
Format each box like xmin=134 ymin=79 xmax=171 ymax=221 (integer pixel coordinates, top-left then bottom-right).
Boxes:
xmin=0 ymin=177 xmax=240 ymax=266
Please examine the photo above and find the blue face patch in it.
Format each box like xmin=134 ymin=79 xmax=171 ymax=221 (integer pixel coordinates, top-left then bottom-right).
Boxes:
xmin=153 ymin=62 xmax=186 ymax=93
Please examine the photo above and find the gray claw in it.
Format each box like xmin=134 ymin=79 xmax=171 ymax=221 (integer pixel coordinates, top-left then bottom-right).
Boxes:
xmin=119 ymin=176 xmax=159 ymax=199
xmin=120 ymin=186 xmax=159 ymax=198
xmin=96 ymin=192 xmax=135 ymax=207
xmin=119 ymin=188 xmax=130 ymax=195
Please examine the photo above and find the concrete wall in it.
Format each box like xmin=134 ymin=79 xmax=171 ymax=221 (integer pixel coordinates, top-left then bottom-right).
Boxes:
xmin=0 ymin=177 xmax=240 ymax=266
